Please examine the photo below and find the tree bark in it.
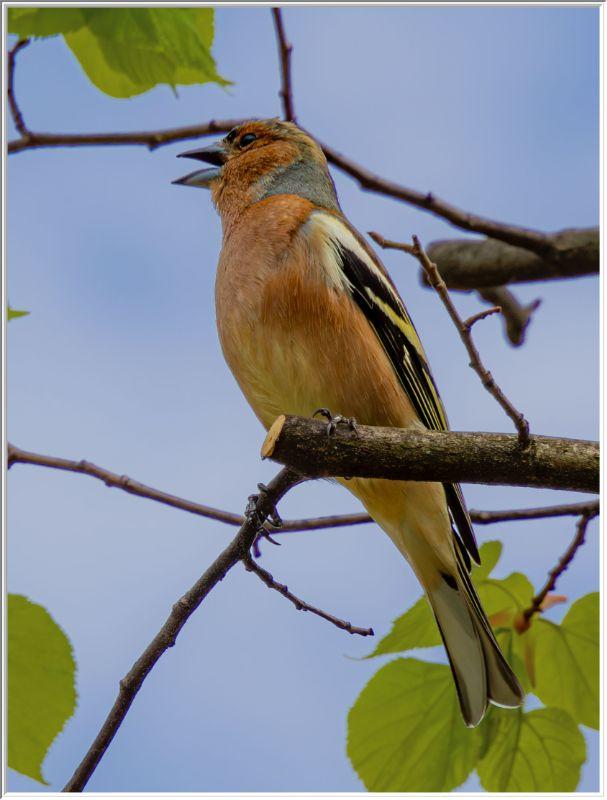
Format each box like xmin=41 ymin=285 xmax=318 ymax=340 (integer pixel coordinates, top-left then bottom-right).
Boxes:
xmin=261 ymin=416 xmax=599 ymax=494
xmin=425 ymin=227 xmax=598 ymax=289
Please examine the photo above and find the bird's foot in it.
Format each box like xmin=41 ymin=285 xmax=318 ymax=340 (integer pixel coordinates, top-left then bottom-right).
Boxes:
xmin=246 ymin=482 xmax=283 ymax=558
xmin=313 ymin=407 xmax=358 ymax=437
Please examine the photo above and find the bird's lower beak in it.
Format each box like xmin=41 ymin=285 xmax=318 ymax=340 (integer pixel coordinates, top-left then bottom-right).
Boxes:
xmin=173 ymin=140 xmax=227 ymax=189
xmin=172 ymin=167 xmax=222 ymax=189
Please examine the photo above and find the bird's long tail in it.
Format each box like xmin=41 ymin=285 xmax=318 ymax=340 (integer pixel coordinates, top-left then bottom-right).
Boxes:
xmin=424 ymin=552 xmax=524 ymax=727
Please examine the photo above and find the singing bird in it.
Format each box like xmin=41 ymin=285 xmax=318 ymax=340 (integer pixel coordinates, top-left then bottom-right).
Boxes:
xmin=174 ymin=119 xmax=523 ymax=726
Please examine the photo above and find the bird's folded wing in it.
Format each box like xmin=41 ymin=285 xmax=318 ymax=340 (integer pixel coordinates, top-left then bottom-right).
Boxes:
xmin=307 ymin=210 xmax=480 ymax=566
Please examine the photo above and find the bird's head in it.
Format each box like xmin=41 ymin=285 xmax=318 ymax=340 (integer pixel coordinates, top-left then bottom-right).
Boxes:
xmin=173 ymin=119 xmax=340 ymax=217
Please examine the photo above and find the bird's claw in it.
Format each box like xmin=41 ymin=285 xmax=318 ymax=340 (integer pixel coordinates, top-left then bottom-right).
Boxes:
xmin=246 ymin=483 xmax=284 ymax=558
xmin=313 ymin=408 xmax=358 ymax=437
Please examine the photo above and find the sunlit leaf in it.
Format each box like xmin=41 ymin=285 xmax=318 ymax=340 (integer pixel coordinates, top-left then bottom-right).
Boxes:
xmin=471 ymin=540 xmax=502 ymax=581
xmin=367 ymin=541 xmax=532 ymax=657
xmin=8 ymin=7 xmax=85 ymax=37
xmin=8 ymin=305 xmax=30 ymax=321
xmin=533 ymin=592 xmax=599 ymax=729
xmin=365 ymin=596 xmax=440 ymax=657
xmin=348 ymin=658 xmax=483 ymax=791
xmin=9 ymin=8 xmax=228 ymax=98
xmin=477 ymin=706 xmax=585 ymax=791
xmin=8 ymin=595 xmax=77 ymax=783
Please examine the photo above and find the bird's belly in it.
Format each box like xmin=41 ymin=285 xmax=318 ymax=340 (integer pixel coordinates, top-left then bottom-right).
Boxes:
xmin=218 ymin=291 xmax=416 ymax=433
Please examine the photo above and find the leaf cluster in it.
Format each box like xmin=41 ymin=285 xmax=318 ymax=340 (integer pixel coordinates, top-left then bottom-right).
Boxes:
xmin=348 ymin=541 xmax=597 ymax=792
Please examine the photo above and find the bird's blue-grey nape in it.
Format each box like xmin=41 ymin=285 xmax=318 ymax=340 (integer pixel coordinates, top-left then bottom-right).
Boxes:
xmin=258 ymin=158 xmax=341 ymax=212
xmin=172 ymin=167 xmax=222 ymax=189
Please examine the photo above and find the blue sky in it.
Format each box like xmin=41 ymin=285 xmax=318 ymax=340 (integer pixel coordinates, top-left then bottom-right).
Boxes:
xmin=7 ymin=5 xmax=599 ymax=792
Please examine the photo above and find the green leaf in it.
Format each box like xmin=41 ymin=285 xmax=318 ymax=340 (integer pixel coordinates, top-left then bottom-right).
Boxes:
xmin=477 ymin=706 xmax=585 ymax=791
xmin=8 ymin=7 xmax=85 ymax=37
xmin=366 ymin=540 xmax=533 ymax=657
xmin=477 ymin=572 xmax=533 ymax=620
xmin=8 ymin=594 xmax=77 ymax=784
xmin=471 ymin=540 xmax=503 ymax=581
xmin=8 ymin=305 xmax=30 ymax=321
xmin=348 ymin=658 xmax=483 ymax=791
xmin=533 ymin=592 xmax=599 ymax=729
xmin=365 ymin=596 xmax=440 ymax=657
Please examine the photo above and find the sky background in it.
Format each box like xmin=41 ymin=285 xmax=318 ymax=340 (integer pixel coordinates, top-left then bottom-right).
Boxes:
xmin=7 ymin=5 xmax=600 ymax=793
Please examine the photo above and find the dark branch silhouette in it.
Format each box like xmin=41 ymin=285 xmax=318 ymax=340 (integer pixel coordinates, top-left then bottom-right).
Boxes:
xmin=272 ymin=8 xmax=296 ymax=122
xmin=519 ymin=506 xmax=599 ymax=629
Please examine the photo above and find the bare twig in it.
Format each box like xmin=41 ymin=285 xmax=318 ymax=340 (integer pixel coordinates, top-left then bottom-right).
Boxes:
xmin=372 ymin=233 xmax=531 ymax=447
xmin=368 ymin=232 xmax=541 ymax=348
xmin=271 ymin=8 xmax=296 ymax=122
xmin=7 ymin=38 xmax=30 ymax=136
xmin=519 ymin=508 xmax=599 ymax=629
xmin=8 ymin=441 xmax=599 ymax=538
xmin=471 ymin=499 xmax=599 ymax=525
xmin=62 ymin=467 xmax=304 ymax=792
xmin=412 ymin=233 xmax=530 ymax=446
xmin=8 ymin=119 xmax=245 ymax=155
xmin=243 ymin=555 xmax=373 ymax=636
xmin=463 ymin=306 xmax=502 ymax=330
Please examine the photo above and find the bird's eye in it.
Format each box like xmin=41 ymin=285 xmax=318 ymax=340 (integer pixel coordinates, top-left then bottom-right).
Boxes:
xmin=239 ymin=133 xmax=257 ymax=148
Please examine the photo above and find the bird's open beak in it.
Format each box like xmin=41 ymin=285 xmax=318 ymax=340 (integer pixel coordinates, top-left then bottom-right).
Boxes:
xmin=172 ymin=140 xmax=228 ymax=189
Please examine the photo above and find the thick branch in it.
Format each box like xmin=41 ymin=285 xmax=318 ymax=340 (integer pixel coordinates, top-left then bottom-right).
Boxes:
xmin=271 ymin=8 xmax=296 ymax=122
xmin=261 ymin=415 xmax=599 ymax=494
xmin=425 ymin=229 xmax=599 ymax=289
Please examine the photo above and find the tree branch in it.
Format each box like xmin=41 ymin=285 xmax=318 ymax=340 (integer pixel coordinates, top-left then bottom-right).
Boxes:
xmin=8 ymin=443 xmax=598 ymax=539
xmin=477 ymin=286 xmax=541 ymax=347
xmin=271 ymin=8 xmax=296 ymax=122
xmin=8 ymin=119 xmax=246 ymax=155
xmin=425 ymin=229 xmax=598 ymax=289
xmin=261 ymin=415 xmax=599 ymax=494
xmin=61 ymin=467 xmax=303 ymax=792
xmin=243 ymin=555 xmax=373 ymax=636
xmin=518 ymin=507 xmax=599 ymax=629
xmin=370 ymin=232 xmax=531 ymax=446
xmin=7 ymin=38 xmax=30 ymax=136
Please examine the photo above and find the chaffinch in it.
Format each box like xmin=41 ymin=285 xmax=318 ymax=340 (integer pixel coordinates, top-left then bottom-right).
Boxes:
xmin=175 ymin=119 xmax=523 ymax=726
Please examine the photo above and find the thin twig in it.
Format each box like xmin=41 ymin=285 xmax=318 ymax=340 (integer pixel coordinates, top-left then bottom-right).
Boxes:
xmin=62 ymin=467 xmax=304 ymax=792
xmin=471 ymin=499 xmax=599 ymax=525
xmin=8 ymin=443 xmax=598 ymax=534
xmin=413 ymin=233 xmax=531 ymax=446
xmin=271 ymin=8 xmax=296 ymax=122
xmin=243 ymin=555 xmax=374 ymax=636
xmin=7 ymin=125 xmax=562 ymax=262
xmin=463 ymin=306 xmax=502 ymax=330
xmin=520 ymin=508 xmax=599 ymax=627
xmin=7 ymin=38 xmax=30 ymax=136
xmin=372 ymin=233 xmax=531 ymax=448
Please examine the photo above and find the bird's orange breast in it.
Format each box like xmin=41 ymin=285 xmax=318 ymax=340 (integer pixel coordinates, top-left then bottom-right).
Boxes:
xmin=215 ymin=196 xmax=417 ymax=433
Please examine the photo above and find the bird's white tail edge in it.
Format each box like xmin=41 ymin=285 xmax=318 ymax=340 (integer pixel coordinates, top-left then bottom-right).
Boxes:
xmin=426 ymin=566 xmax=524 ymax=727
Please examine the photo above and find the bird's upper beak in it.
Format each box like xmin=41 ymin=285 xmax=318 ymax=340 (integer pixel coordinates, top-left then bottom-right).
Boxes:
xmin=172 ymin=140 xmax=228 ymax=189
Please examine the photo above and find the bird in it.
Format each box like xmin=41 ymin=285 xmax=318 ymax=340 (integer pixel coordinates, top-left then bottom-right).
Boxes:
xmin=174 ymin=118 xmax=524 ymax=726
